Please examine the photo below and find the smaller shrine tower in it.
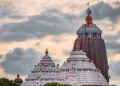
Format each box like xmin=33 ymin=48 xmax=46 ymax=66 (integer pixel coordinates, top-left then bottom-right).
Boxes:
xmin=14 ymin=74 xmax=23 ymax=86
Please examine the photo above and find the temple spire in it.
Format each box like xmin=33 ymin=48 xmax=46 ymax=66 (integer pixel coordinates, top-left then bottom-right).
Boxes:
xmin=45 ymin=49 xmax=48 ymax=55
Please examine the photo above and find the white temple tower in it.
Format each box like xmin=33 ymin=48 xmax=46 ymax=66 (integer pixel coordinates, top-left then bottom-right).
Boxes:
xmin=60 ymin=50 xmax=109 ymax=86
xmin=21 ymin=49 xmax=60 ymax=86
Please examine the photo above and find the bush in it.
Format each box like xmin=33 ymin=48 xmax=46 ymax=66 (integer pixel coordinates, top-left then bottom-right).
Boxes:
xmin=43 ymin=82 xmax=71 ymax=86
xmin=0 ymin=78 xmax=17 ymax=86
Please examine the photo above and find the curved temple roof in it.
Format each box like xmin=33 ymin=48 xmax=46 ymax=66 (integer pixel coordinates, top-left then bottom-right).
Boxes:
xmin=77 ymin=24 xmax=102 ymax=34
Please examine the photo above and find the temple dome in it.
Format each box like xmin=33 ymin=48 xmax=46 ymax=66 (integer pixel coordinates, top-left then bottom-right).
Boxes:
xmin=77 ymin=24 xmax=102 ymax=35
xmin=42 ymin=49 xmax=51 ymax=60
xmin=42 ymin=55 xmax=51 ymax=59
xmin=41 ymin=49 xmax=51 ymax=60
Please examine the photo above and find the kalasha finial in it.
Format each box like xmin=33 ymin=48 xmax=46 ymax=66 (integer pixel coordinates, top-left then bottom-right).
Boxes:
xmin=86 ymin=8 xmax=91 ymax=16
xmin=17 ymin=73 xmax=20 ymax=78
xmin=45 ymin=49 xmax=48 ymax=55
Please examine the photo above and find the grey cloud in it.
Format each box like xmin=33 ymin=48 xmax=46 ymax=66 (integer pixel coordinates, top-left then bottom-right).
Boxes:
xmin=106 ymin=42 xmax=120 ymax=50
xmin=103 ymin=34 xmax=120 ymax=55
xmin=63 ymin=50 xmax=71 ymax=56
xmin=35 ymin=42 xmax=40 ymax=47
xmin=105 ymin=41 xmax=120 ymax=57
xmin=113 ymin=1 xmax=120 ymax=5
xmin=0 ymin=2 xmax=120 ymax=42
xmin=109 ymin=61 xmax=120 ymax=80
xmin=1 ymin=48 xmax=41 ymax=75
xmin=1 ymin=48 xmax=61 ymax=75
xmin=0 ymin=54 xmax=3 ymax=58
xmin=53 ymin=58 xmax=61 ymax=64
xmin=0 ymin=1 xmax=120 ymax=60
xmin=89 ymin=1 xmax=120 ymax=22
xmin=0 ymin=9 xmax=79 ymax=42
xmin=0 ymin=4 xmax=23 ymax=19
xmin=103 ymin=35 xmax=119 ymax=41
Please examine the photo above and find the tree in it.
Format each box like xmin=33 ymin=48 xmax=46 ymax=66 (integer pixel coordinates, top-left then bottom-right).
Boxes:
xmin=43 ymin=82 xmax=71 ymax=86
xmin=0 ymin=78 xmax=17 ymax=86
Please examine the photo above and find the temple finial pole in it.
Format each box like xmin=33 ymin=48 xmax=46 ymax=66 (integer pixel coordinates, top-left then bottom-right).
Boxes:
xmin=17 ymin=73 xmax=20 ymax=78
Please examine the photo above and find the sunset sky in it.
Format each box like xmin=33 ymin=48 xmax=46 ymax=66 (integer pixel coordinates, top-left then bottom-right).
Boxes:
xmin=0 ymin=0 xmax=120 ymax=85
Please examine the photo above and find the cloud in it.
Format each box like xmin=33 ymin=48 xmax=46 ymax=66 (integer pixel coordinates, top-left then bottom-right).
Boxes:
xmin=35 ymin=42 xmax=40 ymax=47
xmin=0 ymin=54 xmax=3 ymax=58
xmin=109 ymin=60 xmax=120 ymax=80
xmin=3 ymin=0 xmax=94 ymax=16
xmin=63 ymin=50 xmax=71 ymax=56
xmin=0 ymin=54 xmax=3 ymax=63
xmin=0 ymin=1 xmax=26 ymax=25
xmin=0 ymin=1 xmax=23 ymax=20
xmin=104 ymin=35 xmax=119 ymax=41
xmin=1 ymin=48 xmax=41 ymax=75
xmin=0 ymin=1 xmax=120 ymax=42
xmin=0 ymin=9 xmax=79 ymax=42
xmin=113 ymin=1 xmax=120 ymax=5
xmin=104 ymin=39 xmax=120 ymax=58
xmin=90 ymin=1 xmax=120 ymax=22
xmin=106 ymin=42 xmax=120 ymax=50
xmin=1 ymin=48 xmax=61 ymax=75
xmin=1 ymin=0 xmax=116 ymax=16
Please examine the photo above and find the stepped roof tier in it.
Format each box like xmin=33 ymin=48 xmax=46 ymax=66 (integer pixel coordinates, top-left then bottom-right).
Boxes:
xmin=39 ymin=49 xmax=55 ymax=66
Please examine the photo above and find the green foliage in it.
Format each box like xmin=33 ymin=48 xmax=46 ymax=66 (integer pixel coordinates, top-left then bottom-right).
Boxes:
xmin=0 ymin=78 xmax=17 ymax=86
xmin=43 ymin=82 xmax=71 ymax=86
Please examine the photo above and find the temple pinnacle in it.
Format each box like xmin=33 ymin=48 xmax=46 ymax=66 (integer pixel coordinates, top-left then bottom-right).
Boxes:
xmin=17 ymin=73 xmax=20 ymax=78
xmin=45 ymin=49 xmax=48 ymax=55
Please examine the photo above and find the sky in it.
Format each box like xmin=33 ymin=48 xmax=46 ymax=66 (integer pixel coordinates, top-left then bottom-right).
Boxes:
xmin=0 ymin=0 xmax=120 ymax=85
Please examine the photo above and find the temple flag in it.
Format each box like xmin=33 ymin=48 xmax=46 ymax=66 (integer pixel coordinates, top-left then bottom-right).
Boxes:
xmin=87 ymin=2 xmax=89 ymax=5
